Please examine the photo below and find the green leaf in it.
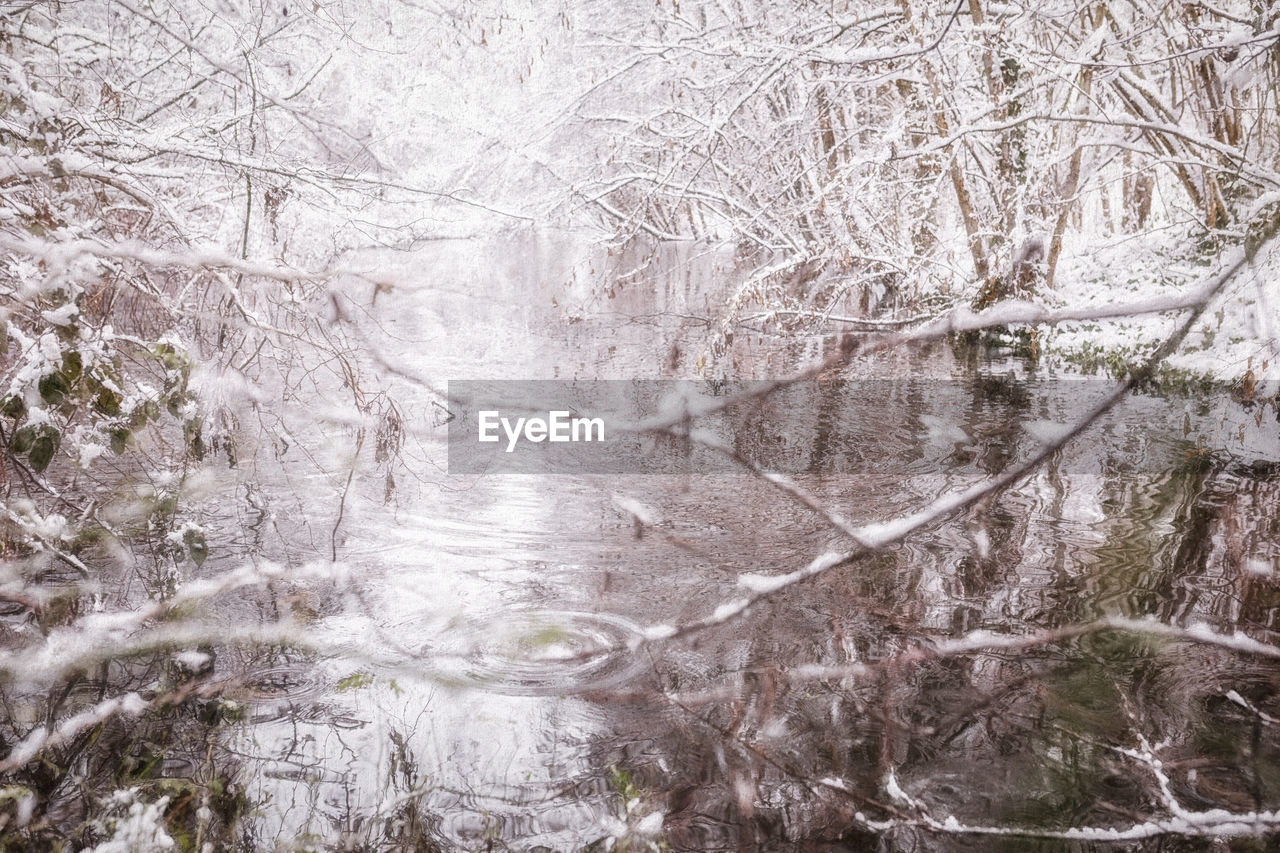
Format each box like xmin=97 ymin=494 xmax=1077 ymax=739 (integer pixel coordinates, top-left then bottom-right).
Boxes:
xmin=128 ymin=398 xmax=160 ymax=428
xmin=10 ymin=425 xmax=35 ymax=454
xmin=152 ymin=342 xmax=180 ymax=370
xmin=1 ymin=395 xmax=26 ymax=419
xmin=38 ymin=373 xmax=68 ymax=405
xmin=336 ymin=671 xmax=374 ymax=692
xmin=185 ymin=418 xmax=204 ymax=461
xmin=28 ymin=429 xmax=59 ymax=472
xmin=109 ymin=426 xmax=130 ymax=455
xmin=93 ymin=388 xmax=122 ymax=417
xmin=60 ymin=350 xmax=82 ymax=381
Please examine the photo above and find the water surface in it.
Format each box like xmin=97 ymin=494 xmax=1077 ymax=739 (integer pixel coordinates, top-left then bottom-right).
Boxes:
xmin=217 ymin=233 xmax=1280 ymax=850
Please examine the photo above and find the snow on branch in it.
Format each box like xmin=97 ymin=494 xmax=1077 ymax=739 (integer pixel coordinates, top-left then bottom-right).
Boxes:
xmin=838 ymin=723 xmax=1280 ymax=840
xmin=0 ymin=692 xmax=151 ymax=774
xmin=926 ymin=114 xmax=1280 ymax=187
xmin=0 ymin=233 xmax=352 ymax=284
xmin=0 ymin=561 xmax=348 ymax=684
xmin=0 ymin=676 xmax=229 ymax=774
xmin=626 ymin=258 xmax=1241 ymax=435
xmin=647 ymin=616 xmax=1280 ymax=711
xmin=839 ymin=787 xmax=1280 ymax=840
xmin=787 ymin=616 xmax=1280 ymax=686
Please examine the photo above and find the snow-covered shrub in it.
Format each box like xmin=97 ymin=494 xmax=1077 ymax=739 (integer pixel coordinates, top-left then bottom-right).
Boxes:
xmin=82 ymin=790 xmax=176 ymax=853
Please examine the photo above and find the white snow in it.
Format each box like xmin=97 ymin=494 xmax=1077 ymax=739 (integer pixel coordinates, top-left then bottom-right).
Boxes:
xmin=85 ymin=793 xmax=176 ymax=853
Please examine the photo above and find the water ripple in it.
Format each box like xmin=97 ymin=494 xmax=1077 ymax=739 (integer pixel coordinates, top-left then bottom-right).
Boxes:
xmin=418 ymin=608 xmax=647 ymax=696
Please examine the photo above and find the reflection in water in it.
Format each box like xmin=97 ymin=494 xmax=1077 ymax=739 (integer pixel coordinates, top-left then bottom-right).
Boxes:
xmin=176 ymin=236 xmax=1280 ymax=848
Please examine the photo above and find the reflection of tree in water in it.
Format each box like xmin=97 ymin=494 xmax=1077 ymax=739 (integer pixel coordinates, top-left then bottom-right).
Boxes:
xmin=580 ymin=438 xmax=1280 ymax=850
xmin=206 ymin=412 xmax=1280 ymax=849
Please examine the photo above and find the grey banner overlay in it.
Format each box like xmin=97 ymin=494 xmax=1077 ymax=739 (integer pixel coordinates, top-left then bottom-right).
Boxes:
xmin=446 ymin=379 xmax=1274 ymax=475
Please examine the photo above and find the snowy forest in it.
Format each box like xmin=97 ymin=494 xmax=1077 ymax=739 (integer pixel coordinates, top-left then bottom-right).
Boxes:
xmin=3 ymin=0 xmax=1280 ymax=849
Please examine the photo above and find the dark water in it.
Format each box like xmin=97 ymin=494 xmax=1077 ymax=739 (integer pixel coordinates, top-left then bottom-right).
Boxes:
xmin=171 ymin=234 xmax=1280 ymax=849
